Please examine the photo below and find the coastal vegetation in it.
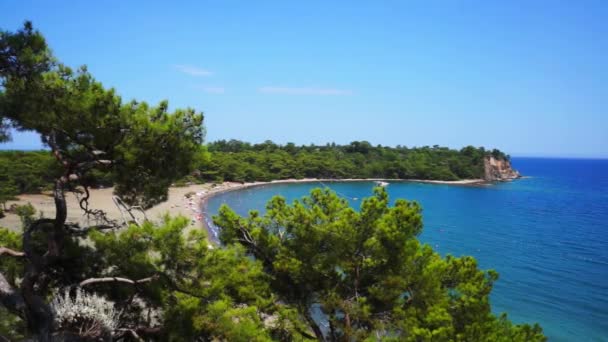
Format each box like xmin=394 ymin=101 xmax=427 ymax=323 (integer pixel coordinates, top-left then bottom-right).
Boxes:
xmin=0 ymin=141 xmax=510 ymax=194
xmin=201 ymin=140 xmax=509 ymax=182
xmin=0 ymin=151 xmax=61 ymax=193
xmin=0 ymin=22 xmax=544 ymax=341
xmin=215 ymin=188 xmax=545 ymax=341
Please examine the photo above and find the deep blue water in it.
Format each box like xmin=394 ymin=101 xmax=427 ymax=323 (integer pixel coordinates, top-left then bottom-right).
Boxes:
xmin=205 ymin=158 xmax=608 ymax=341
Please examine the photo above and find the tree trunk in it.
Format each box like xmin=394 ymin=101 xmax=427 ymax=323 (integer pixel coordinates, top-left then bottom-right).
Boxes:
xmin=328 ymin=310 xmax=338 ymax=341
xmin=20 ymin=179 xmax=69 ymax=340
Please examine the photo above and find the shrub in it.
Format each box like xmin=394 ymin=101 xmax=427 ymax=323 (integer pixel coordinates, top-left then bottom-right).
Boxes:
xmin=51 ymin=288 xmax=118 ymax=339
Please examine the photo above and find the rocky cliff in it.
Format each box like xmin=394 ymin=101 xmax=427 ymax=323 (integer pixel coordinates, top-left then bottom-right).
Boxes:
xmin=483 ymin=156 xmax=521 ymax=181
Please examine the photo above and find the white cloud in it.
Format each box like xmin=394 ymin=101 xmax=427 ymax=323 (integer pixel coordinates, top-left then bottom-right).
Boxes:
xmin=201 ymin=86 xmax=225 ymax=94
xmin=258 ymin=86 xmax=352 ymax=96
xmin=174 ymin=65 xmax=213 ymax=76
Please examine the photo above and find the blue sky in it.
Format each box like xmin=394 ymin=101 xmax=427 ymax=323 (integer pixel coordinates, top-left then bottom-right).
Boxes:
xmin=1 ymin=0 xmax=607 ymax=157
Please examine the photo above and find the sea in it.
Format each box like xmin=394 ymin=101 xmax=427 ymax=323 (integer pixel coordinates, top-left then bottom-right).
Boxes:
xmin=204 ymin=157 xmax=608 ymax=341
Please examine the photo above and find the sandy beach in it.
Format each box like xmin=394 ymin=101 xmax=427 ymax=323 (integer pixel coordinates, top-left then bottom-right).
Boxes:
xmin=0 ymin=184 xmax=211 ymax=232
xmin=1 ymin=178 xmax=486 ymax=237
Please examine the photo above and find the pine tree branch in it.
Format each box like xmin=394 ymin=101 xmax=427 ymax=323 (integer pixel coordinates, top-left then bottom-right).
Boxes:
xmin=78 ymin=275 xmax=158 ymax=288
xmin=114 ymin=326 xmax=162 ymax=340
xmin=0 ymin=246 xmax=25 ymax=257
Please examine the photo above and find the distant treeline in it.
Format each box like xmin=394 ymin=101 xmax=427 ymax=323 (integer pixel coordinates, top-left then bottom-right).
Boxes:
xmin=0 ymin=151 xmax=111 ymax=195
xmin=0 ymin=150 xmax=60 ymax=194
xmin=0 ymin=141 xmax=509 ymax=194
xmin=198 ymin=140 xmax=509 ymax=183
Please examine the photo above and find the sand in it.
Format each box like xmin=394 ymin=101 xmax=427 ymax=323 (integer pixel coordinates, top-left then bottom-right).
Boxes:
xmin=0 ymin=185 xmax=212 ymax=232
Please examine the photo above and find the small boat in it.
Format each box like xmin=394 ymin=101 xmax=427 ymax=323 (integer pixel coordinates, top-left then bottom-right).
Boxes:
xmin=374 ymin=181 xmax=389 ymax=187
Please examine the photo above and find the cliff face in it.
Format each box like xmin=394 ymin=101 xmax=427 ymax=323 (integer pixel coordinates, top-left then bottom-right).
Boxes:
xmin=483 ymin=156 xmax=521 ymax=181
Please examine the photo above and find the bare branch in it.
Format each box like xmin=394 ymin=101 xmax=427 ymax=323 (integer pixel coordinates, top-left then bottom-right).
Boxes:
xmin=53 ymin=127 xmax=106 ymax=164
xmin=78 ymin=275 xmax=158 ymax=288
xmin=115 ymin=328 xmax=144 ymax=341
xmin=0 ymin=247 xmax=25 ymax=257
xmin=76 ymin=185 xmax=118 ymax=226
xmin=114 ymin=326 xmax=162 ymax=340
xmin=47 ymin=130 xmax=69 ymax=167
xmin=76 ymin=159 xmax=113 ymax=170
xmin=112 ymin=195 xmax=148 ymax=227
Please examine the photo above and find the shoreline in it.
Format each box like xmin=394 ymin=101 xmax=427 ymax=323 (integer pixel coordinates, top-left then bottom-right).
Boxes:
xmin=197 ymin=177 xmax=489 ymax=243
xmin=1 ymin=177 xmax=491 ymax=240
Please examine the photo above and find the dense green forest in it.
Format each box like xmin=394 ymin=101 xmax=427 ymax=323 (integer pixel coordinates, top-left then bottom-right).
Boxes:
xmin=0 ymin=22 xmax=543 ymax=341
xmin=200 ymin=140 xmax=509 ymax=182
xmin=0 ymin=151 xmax=61 ymax=193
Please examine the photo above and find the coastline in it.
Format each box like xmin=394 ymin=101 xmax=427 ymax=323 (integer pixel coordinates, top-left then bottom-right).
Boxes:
xmin=197 ymin=177 xmax=488 ymax=243
xmin=197 ymin=177 xmax=488 ymax=209
xmin=0 ymin=177 xmax=487 ymax=240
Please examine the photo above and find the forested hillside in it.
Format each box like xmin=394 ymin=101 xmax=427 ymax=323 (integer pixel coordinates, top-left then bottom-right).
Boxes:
xmin=200 ymin=140 xmax=509 ymax=182
xmin=1 ymin=141 xmax=510 ymax=196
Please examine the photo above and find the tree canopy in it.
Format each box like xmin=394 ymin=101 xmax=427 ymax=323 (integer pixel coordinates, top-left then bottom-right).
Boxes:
xmin=214 ymin=187 xmax=545 ymax=341
xmin=1 ymin=31 xmax=204 ymax=207
xmin=199 ymin=140 xmax=501 ymax=183
xmin=0 ymin=22 xmax=205 ymax=340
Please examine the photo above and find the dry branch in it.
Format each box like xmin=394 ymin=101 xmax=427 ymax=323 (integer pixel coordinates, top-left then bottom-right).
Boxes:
xmin=79 ymin=275 xmax=158 ymax=288
xmin=0 ymin=247 xmax=25 ymax=257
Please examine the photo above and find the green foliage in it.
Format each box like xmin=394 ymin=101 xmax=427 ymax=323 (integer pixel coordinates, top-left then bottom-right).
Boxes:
xmin=0 ymin=21 xmax=207 ymax=339
xmin=0 ymin=189 xmax=545 ymax=341
xmin=1 ymin=23 xmax=205 ymax=209
xmin=0 ymin=228 xmax=26 ymax=339
xmin=0 ymin=162 xmax=19 ymax=210
xmin=0 ymin=150 xmax=113 ymax=195
xmin=14 ymin=202 xmax=35 ymax=227
xmin=215 ymin=187 xmax=546 ymax=341
xmin=0 ymin=227 xmax=22 ymax=286
xmin=0 ymin=22 xmax=536 ymax=341
xmin=1 ymin=215 xmax=309 ymax=340
xmin=0 ymin=20 xmax=52 ymax=143
xmin=200 ymin=140 xmax=505 ymax=183
xmin=87 ymin=216 xmax=308 ymax=340
xmin=0 ymin=306 xmax=25 ymax=341
xmin=491 ymin=148 xmax=510 ymax=161
xmin=0 ymin=150 xmax=59 ymax=195
xmin=111 ymin=101 xmax=205 ymax=208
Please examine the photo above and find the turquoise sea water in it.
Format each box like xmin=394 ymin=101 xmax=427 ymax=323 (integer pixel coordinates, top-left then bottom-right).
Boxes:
xmin=205 ymin=158 xmax=608 ymax=341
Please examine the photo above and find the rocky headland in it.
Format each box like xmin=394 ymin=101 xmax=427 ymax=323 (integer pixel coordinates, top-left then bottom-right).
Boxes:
xmin=484 ymin=156 xmax=521 ymax=181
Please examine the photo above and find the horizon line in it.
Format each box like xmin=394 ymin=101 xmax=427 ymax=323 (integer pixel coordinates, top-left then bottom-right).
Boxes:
xmin=1 ymin=145 xmax=606 ymax=160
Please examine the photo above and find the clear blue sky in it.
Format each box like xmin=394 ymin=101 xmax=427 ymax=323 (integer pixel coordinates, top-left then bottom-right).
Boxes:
xmin=1 ymin=0 xmax=607 ymax=157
